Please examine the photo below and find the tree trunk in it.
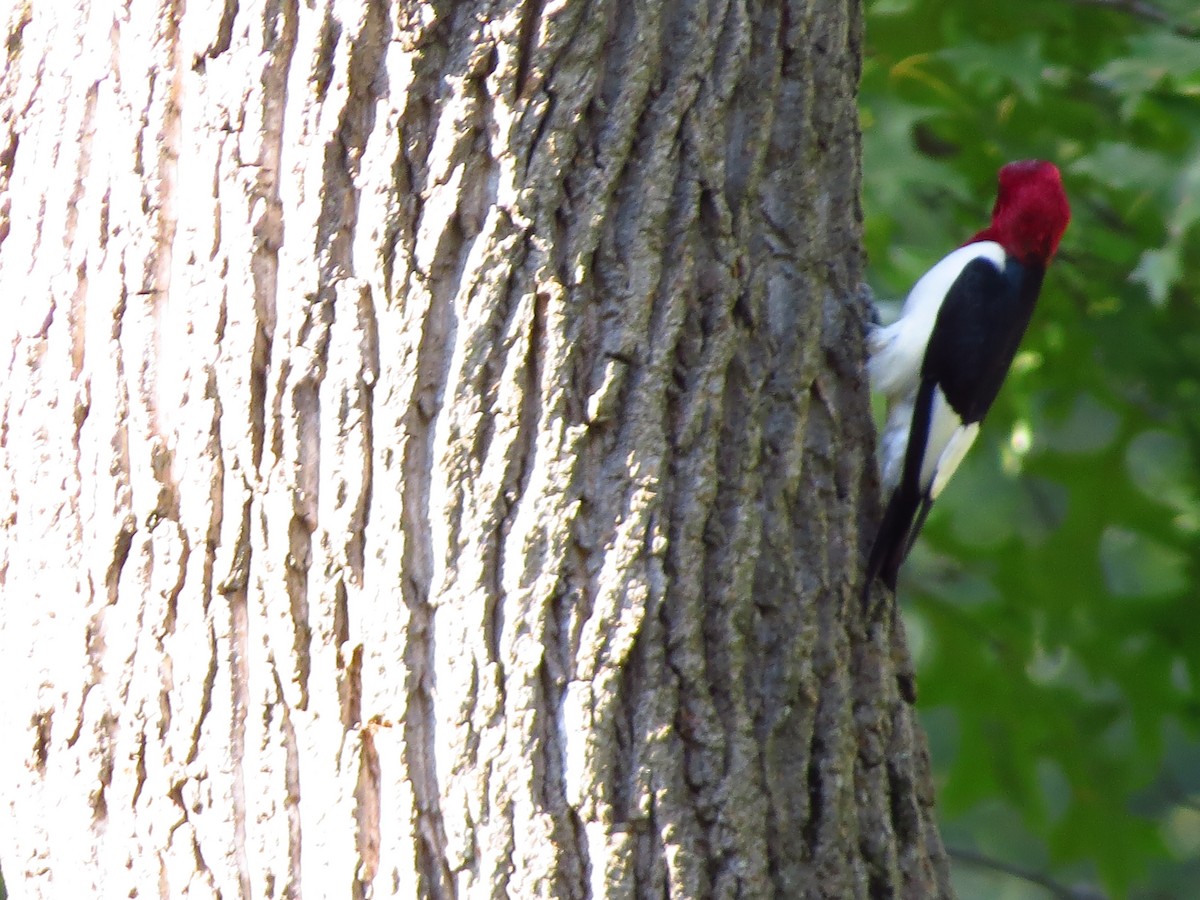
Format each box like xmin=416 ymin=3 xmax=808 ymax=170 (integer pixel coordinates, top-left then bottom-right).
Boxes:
xmin=0 ymin=0 xmax=952 ymax=897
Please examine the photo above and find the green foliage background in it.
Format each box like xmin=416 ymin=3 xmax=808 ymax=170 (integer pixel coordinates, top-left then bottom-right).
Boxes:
xmin=861 ymin=0 xmax=1200 ymax=896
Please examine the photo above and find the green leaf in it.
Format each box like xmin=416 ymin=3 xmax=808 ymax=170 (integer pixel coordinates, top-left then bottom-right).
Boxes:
xmin=1032 ymin=393 xmax=1120 ymax=455
xmin=1125 ymin=429 xmax=1199 ymax=520
xmin=1131 ymin=246 xmax=1181 ymax=306
xmin=939 ymin=37 xmax=1050 ymax=103
xmin=1072 ymin=143 xmax=1173 ymax=196
xmin=1093 ymin=32 xmax=1200 ymax=101
xmin=1099 ymin=526 xmax=1188 ymax=599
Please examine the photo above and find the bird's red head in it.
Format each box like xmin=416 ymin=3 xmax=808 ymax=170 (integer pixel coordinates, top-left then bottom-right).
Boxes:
xmin=971 ymin=160 xmax=1070 ymax=266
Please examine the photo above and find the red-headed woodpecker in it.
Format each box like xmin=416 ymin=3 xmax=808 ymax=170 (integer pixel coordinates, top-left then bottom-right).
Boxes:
xmin=864 ymin=160 xmax=1071 ymax=598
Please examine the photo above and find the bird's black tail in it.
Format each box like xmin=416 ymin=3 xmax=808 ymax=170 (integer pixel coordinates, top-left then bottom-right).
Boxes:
xmin=864 ymin=376 xmax=941 ymax=607
xmin=863 ymin=482 xmax=923 ymax=606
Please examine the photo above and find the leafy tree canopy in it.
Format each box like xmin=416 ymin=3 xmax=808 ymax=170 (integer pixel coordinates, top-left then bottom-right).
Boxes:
xmin=861 ymin=0 xmax=1200 ymax=895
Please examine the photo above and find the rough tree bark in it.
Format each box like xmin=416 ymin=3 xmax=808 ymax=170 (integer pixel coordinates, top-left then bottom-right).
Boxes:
xmin=0 ymin=0 xmax=952 ymax=897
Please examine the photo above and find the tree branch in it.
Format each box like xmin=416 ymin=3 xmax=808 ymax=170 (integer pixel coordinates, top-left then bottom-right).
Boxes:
xmin=1067 ymin=0 xmax=1200 ymax=37
xmin=947 ymin=846 xmax=1110 ymax=900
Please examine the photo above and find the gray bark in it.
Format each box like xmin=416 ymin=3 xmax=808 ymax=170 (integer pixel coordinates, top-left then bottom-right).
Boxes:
xmin=0 ymin=0 xmax=952 ymax=897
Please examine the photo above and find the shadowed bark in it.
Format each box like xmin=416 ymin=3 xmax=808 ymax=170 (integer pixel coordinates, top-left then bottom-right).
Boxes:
xmin=0 ymin=0 xmax=952 ymax=897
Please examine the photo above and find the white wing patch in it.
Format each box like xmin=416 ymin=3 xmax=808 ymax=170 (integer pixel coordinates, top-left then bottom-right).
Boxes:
xmin=919 ymin=388 xmax=964 ymax=492
xmin=879 ymin=387 xmax=979 ymax=500
xmin=931 ymin=422 xmax=980 ymax=499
